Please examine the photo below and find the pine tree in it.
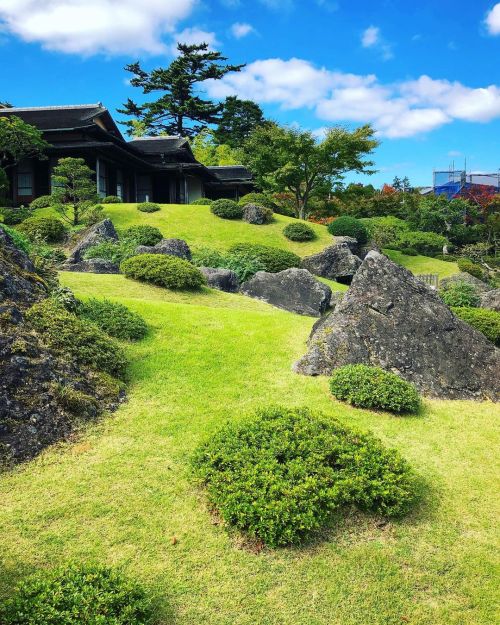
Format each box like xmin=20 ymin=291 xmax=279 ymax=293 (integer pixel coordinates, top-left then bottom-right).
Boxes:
xmin=213 ymin=96 xmax=265 ymax=148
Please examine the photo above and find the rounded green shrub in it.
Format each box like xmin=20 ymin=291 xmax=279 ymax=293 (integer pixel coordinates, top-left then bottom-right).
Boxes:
xmin=78 ymin=298 xmax=148 ymax=341
xmin=192 ymin=406 xmax=419 ymax=547
xmin=282 ymin=222 xmax=316 ymax=241
xmin=238 ymin=193 xmax=276 ymax=210
xmin=434 ymin=254 xmax=458 ymax=262
xmin=26 ymin=300 xmax=127 ymax=379
xmin=439 ymin=281 xmax=480 ymax=308
xmin=29 ymin=195 xmax=53 ymax=210
xmin=329 ymin=364 xmax=421 ymax=414
xmin=400 ymin=247 xmax=418 ymax=256
xmin=191 ymin=197 xmax=214 ymax=206
xmin=1 ymin=207 xmax=32 ymax=225
xmin=327 ymin=216 xmax=368 ymax=243
xmin=137 ymin=201 xmax=161 ymax=213
xmin=360 ymin=216 xmax=409 ymax=247
xmin=121 ymin=254 xmax=206 ymax=290
xmin=211 ymin=199 xmax=243 ymax=220
xmin=395 ymin=231 xmax=448 ymax=256
xmin=102 ymin=195 xmax=122 ymax=204
xmin=83 ymin=204 xmax=105 ymax=226
xmin=0 ymin=564 xmax=154 ymax=625
xmin=451 ymin=306 xmax=500 ymax=346
xmin=122 ymin=225 xmax=163 ymax=247
xmin=229 ymin=243 xmax=301 ymax=273
xmin=457 ymin=258 xmax=485 ymax=280
xmin=18 ymin=216 xmax=67 ymax=243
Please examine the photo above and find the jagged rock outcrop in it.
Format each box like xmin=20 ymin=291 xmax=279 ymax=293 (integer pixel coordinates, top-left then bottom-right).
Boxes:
xmin=294 ymin=251 xmax=500 ymax=400
xmin=302 ymin=242 xmax=362 ymax=284
xmin=241 ymin=268 xmax=332 ymax=316
xmin=61 ymin=259 xmax=120 ymax=274
xmin=200 ymin=267 xmax=239 ymax=293
xmin=135 ymin=238 xmax=191 ymax=260
xmin=242 ymin=203 xmax=273 ymax=225
xmin=480 ymin=289 xmax=500 ymax=311
xmin=67 ymin=219 xmax=118 ymax=263
xmin=440 ymin=272 xmax=492 ymax=294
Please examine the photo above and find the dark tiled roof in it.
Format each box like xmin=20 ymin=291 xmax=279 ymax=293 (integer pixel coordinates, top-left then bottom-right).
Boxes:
xmin=128 ymin=137 xmax=189 ymax=154
xmin=207 ymin=166 xmax=253 ymax=182
xmin=0 ymin=104 xmax=109 ymax=131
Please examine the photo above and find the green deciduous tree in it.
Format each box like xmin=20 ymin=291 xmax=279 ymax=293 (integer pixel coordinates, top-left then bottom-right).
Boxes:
xmin=191 ymin=129 xmax=244 ymax=166
xmin=51 ymin=157 xmax=98 ymax=226
xmin=243 ymin=123 xmax=379 ymax=219
xmin=212 ymin=96 xmax=265 ymax=148
xmin=118 ymin=43 xmax=244 ymax=138
xmin=0 ymin=115 xmax=49 ymax=169
xmin=408 ymin=194 xmax=470 ymax=235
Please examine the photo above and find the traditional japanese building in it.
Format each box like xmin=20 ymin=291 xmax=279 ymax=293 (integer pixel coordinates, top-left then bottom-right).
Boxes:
xmin=1 ymin=104 xmax=255 ymax=205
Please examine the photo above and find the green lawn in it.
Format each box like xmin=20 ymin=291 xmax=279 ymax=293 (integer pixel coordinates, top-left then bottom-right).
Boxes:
xmin=384 ymin=249 xmax=459 ymax=279
xmin=0 ymin=271 xmax=497 ymax=625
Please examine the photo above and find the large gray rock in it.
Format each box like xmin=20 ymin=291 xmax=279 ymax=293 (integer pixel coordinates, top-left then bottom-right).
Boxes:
xmin=200 ymin=267 xmax=239 ymax=293
xmin=302 ymin=242 xmax=362 ymax=284
xmin=294 ymin=251 xmax=500 ymax=400
xmin=440 ymin=272 xmax=492 ymax=294
xmin=61 ymin=259 xmax=120 ymax=274
xmin=480 ymin=289 xmax=500 ymax=311
xmin=241 ymin=268 xmax=332 ymax=316
xmin=135 ymin=238 xmax=191 ymax=260
xmin=242 ymin=203 xmax=273 ymax=225
xmin=67 ymin=219 xmax=118 ymax=263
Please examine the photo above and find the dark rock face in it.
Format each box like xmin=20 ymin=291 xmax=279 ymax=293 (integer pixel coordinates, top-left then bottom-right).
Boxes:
xmin=302 ymin=242 xmax=362 ymax=284
xmin=67 ymin=219 xmax=118 ymax=263
xmin=200 ymin=267 xmax=239 ymax=293
xmin=241 ymin=268 xmax=332 ymax=316
xmin=61 ymin=259 xmax=120 ymax=274
xmin=440 ymin=272 xmax=492 ymax=294
xmin=242 ymin=203 xmax=272 ymax=225
xmin=294 ymin=251 xmax=500 ymax=400
xmin=135 ymin=238 xmax=191 ymax=260
xmin=480 ymin=289 xmax=500 ymax=311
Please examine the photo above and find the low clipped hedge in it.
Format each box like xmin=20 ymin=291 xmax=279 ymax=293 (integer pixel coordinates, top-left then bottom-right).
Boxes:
xmin=18 ymin=216 xmax=67 ymax=243
xmin=26 ymin=300 xmax=127 ymax=379
xmin=211 ymin=199 xmax=243 ymax=220
xmin=439 ymin=280 xmax=480 ymax=308
xmin=457 ymin=258 xmax=485 ymax=280
xmin=327 ymin=216 xmax=368 ymax=244
xmin=78 ymin=298 xmax=148 ymax=341
xmin=121 ymin=253 xmax=206 ymax=290
xmin=122 ymin=225 xmax=163 ymax=247
xmin=329 ymin=364 xmax=421 ymax=414
xmin=229 ymin=243 xmax=301 ymax=273
xmin=400 ymin=247 xmax=418 ymax=256
xmin=395 ymin=231 xmax=448 ymax=256
xmin=191 ymin=197 xmax=214 ymax=205
xmin=137 ymin=201 xmax=161 ymax=213
xmin=0 ymin=564 xmax=154 ymax=625
xmin=282 ymin=222 xmax=316 ymax=241
xmin=192 ymin=406 xmax=419 ymax=547
xmin=102 ymin=195 xmax=122 ymax=203
xmin=452 ymin=306 xmax=500 ymax=346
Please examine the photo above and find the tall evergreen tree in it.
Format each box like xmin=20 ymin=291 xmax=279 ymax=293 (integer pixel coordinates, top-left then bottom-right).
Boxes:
xmin=118 ymin=43 xmax=244 ymax=138
xmin=212 ymin=96 xmax=265 ymax=148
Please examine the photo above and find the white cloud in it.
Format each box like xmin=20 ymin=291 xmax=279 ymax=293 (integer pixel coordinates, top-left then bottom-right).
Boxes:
xmin=206 ymin=57 xmax=500 ymax=138
xmin=485 ymin=3 xmax=500 ymax=35
xmin=0 ymin=0 xmax=197 ymax=55
xmin=361 ymin=26 xmax=379 ymax=47
xmin=169 ymin=27 xmax=218 ymax=55
xmin=230 ymin=22 xmax=255 ymax=39
xmin=448 ymin=150 xmax=462 ymax=157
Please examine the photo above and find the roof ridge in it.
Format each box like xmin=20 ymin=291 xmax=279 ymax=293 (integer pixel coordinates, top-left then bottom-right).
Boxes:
xmin=3 ymin=104 xmax=104 ymax=112
xmin=129 ymin=135 xmax=184 ymax=141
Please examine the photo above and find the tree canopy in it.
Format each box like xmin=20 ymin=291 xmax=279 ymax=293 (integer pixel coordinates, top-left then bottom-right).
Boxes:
xmin=191 ymin=129 xmax=244 ymax=166
xmin=0 ymin=115 xmax=49 ymax=169
xmin=213 ymin=96 xmax=265 ymax=148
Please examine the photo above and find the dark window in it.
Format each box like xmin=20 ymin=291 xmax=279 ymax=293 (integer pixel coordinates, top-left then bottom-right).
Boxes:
xmin=17 ymin=162 xmax=33 ymax=196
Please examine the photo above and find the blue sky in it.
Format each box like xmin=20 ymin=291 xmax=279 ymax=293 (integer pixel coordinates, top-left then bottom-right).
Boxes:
xmin=0 ymin=0 xmax=499 ymax=187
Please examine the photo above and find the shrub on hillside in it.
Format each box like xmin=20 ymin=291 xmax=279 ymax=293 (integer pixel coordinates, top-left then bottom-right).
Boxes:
xmin=78 ymin=298 xmax=148 ymax=341
xmin=29 ymin=195 xmax=53 ymax=210
xmin=122 ymin=225 xmax=163 ymax=247
xmin=457 ymin=258 xmax=485 ymax=280
xmin=400 ymin=247 xmax=418 ymax=256
xmin=282 ymin=222 xmax=316 ymax=241
xmin=191 ymin=197 xmax=214 ymax=205
xmin=137 ymin=201 xmax=160 ymax=213
xmin=360 ymin=216 xmax=409 ymax=247
xmin=211 ymin=199 xmax=243 ymax=220
xmin=83 ymin=204 xmax=105 ymax=226
xmin=327 ymin=216 xmax=368 ymax=243
xmin=192 ymin=246 xmax=265 ymax=282
xmin=84 ymin=241 xmax=135 ymax=265
xmin=0 ymin=224 xmax=31 ymax=253
xmin=451 ymin=307 xmax=500 ymax=346
xmin=121 ymin=254 xmax=206 ymax=290
xmin=1 ymin=207 xmax=32 ymax=225
xmin=238 ymin=193 xmax=276 ymax=210
xmin=434 ymin=254 xmax=458 ymax=262
xmin=0 ymin=564 xmax=154 ymax=625
xmin=439 ymin=281 xmax=480 ymax=308
xmin=329 ymin=364 xmax=421 ymax=414
xmin=395 ymin=231 xmax=448 ymax=256
xmin=192 ymin=406 xmax=419 ymax=547
xmin=102 ymin=195 xmax=122 ymax=203
xmin=26 ymin=300 xmax=127 ymax=379
xmin=18 ymin=216 xmax=67 ymax=243
xmin=229 ymin=243 xmax=301 ymax=273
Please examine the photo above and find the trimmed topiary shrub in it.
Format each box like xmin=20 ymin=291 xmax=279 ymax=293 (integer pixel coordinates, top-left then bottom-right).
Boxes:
xmin=1 ymin=207 xmax=32 ymax=225
xmin=102 ymin=195 xmax=122 ymax=203
xmin=229 ymin=243 xmax=301 ymax=273
xmin=121 ymin=253 xmax=206 ymax=290
xmin=0 ymin=564 xmax=155 ymax=625
xmin=395 ymin=231 xmax=448 ymax=256
xmin=191 ymin=246 xmax=265 ymax=282
xmin=78 ymin=298 xmax=148 ymax=341
xmin=282 ymin=222 xmax=316 ymax=241
xmin=122 ymin=225 xmax=163 ymax=247
xmin=29 ymin=195 xmax=54 ymax=210
xmin=457 ymin=258 xmax=485 ymax=280
xmin=26 ymin=300 xmax=127 ymax=379
xmin=238 ymin=193 xmax=276 ymax=210
xmin=137 ymin=201 xmax=161 ymax=213
xmin=327 ymin=216 xmax=368 ymax=244
xmin=211 ymin=199 xmax=243 ymax=220
xmin=191 ymin=197 xmax=214 ymax=205
xmin=18 ymin=216 xmax=67 ymax=243
xmin=329 ymin=364 xmax=421 ymax=414
xmin=84 ymin=241 xmax=135 ymax=265
xmin=439 ymin=281 xmax=480 ymax=308
xmin=451 ymin=307 xmax=500 ymax=346
xmin=192 ymin=406 xmax=419 ymax=547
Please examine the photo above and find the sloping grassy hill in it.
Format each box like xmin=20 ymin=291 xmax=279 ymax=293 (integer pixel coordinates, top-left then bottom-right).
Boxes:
xmin=0 ymin=270 xmax=497 ymax=625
